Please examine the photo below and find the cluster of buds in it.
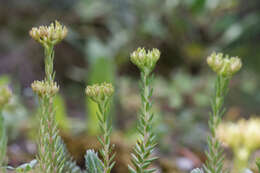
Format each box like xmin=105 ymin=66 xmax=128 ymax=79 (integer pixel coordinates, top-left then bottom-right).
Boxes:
xmin=130 ymin=47 xmax=160 ymax=73
xmin=0 ymin=86 xmax=12 ymax=109
xmin=85 ymin=82 xmax=114 ymax=103
xmin=31 ymin=80 xmax=59 ymax=97
xmin=29 ymin=20 xmax=68 ymax=47
xmin=207 ymin=52 xmax=242 ymax=77
xmin=217 ymin=118 xmax=260 ymax=153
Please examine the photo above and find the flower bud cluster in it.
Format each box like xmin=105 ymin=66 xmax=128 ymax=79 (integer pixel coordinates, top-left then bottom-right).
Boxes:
xmin=130 ymin=47 xmax=160 ymax=73
xmin=29 ymin=21 xmax=68 ymax=47
xmin=85 ymin=82 xmax=114 ymax=103
xmin=31 ymin=80 xmax=59 ymax=97
xmin=207 ymin=52 xmax=242 ymax=76
xmin=0 ymin=86 xmax=12 ymax=109
xmin=217 ymin=118 xmax=260 ymax=152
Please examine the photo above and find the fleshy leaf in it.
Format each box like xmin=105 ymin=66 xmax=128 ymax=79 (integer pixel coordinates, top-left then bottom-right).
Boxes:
xmin=85 ymin=150 xmax=104 ymax=173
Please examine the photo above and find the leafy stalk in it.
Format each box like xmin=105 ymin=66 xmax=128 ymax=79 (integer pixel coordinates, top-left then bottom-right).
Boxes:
xmin=36 ymin=46 xmax=65 ymax=173
xmin=203 ymin=75 xmax=230 ymax=173
xmin=97 ymin=100 xmax=115 ymax=173
xmin=203 ymin=52 xmax=242 ymax=173
xmin=30 ymin=21 xmax=70 ymax=173
xmin=44 ymin=44 xmax=55 ymax=83
xmin=85 ymin=83 xmax=115 ymax=173
xmin=129 ymin=71 xmax=157 ymax=173
xmin=128 ymin=47 xmax=160 ymax=173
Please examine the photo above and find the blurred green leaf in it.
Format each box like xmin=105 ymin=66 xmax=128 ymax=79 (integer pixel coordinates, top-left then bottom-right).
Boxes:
xmin=54 ymin=94 xmax=70 ymax=131
xmin=191 ymin=0 xmax=206 ymax=13
xmin=87 ymin=57 xmax=115 ymax=135
xmin=0 ymin=75 xmax=10 ymax=86
xmin=85 ymin=150 xmax=104 ymax=173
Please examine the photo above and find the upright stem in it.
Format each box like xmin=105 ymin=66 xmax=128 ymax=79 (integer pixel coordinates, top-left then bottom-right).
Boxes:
xmin=97 ymin=100 xmax=114 ymax=173
xmin=37 ymin=46 xmax=64 ymax=173
xmin=204 ymin=75 xmax=230 ymax=173
xmin=38 ymin=96 xmax=58 ymax=172
xmin=30 ymin=21 xmax=69 ymax=173
xmin=142 ymin=72 xmax=152 ymax=148
xmin=44 ymin=45 xmax=55 ymax=83
xmin=129 ymin=71 xmax=157 ymax=173
xmin=0 ymin=111 xmax=7 ymax=173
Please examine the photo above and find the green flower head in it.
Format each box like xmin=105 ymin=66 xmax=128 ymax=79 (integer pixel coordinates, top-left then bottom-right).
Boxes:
xmin=130 ymin=47 xmax=160 ymax=73
xmin=85 ymin=82 xmax=114 ymax=103
xmin=0 ymin=86 xmax=12 ymax=109
xmin=31 ymin=80 xmax=59 ymax=97
xmin=207 ymin=52 xmax=242 ymax=77
xmin=29 ymin=20 xmax=68 ymax=47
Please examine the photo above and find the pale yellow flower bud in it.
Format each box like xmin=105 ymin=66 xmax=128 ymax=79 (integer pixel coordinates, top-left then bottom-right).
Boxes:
xmin=130 ymin=47 xmax=160 ymax=73
xmin=29 ymin=21 xmax=68 ymax=47
xmin=31 ymin=80 xmax=59 ymax=97
xmin=0 ymin=86 xmax=12 ymax=109
xmin=243 ymin=118 xmax=260 ymax=150
xmin=217 ymin=118 xmax=260 ymax=152
xmin=207 ymin=52 xmax=224 ymax=72
xmin=229 ymin=57 xmax=242 ymax=75
xmin=85 ymin=82 xmax=114 ymax=103
xmin=207 ymin=52 xmax=242 ymax=76
xmin=217 ymin=122 xmax=241 ymax=149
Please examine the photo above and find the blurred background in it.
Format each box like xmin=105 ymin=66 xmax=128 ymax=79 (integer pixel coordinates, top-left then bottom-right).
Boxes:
xmin=1 ymin=0 xmax=260 ymax=172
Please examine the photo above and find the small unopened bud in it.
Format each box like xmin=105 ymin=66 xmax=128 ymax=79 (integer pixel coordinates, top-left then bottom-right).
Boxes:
xmin=207 ymin=52 xmax=242 ymax=76
xmin=85 ymin=82 xmax=114 ymax=103
xmin=207 ymin=52 xmax=224 ymax=72
xmin=229 ymin=57 xmax=242 ymax=75
xmin=0 ymin=86 xmax=12 ymax=109
xmin=130 ymin=47 xmax=160 ymax=73
xmin=31 ymin=80 xmax=59 ymax=97
xmin=29 ymin=20 xmax=68 ymax=47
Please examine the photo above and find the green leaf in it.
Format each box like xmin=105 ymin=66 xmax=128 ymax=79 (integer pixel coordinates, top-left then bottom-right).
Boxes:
xmin=15 ymin=159 xmax=38 ymax=173
xmin=54 ymin=94 xmax=70 ymax=131
xmin=0 ymin=75 xmax=10 ymax=86
xmin=85 ymin=150 xmax=104 ymax=173
xmin=128 ymin=165 xmax=137 ymax=173
xmin=87 ymin=57 xmax=115 ymax=135
xmin=191 ymin=168 xmax=204 ymax=173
